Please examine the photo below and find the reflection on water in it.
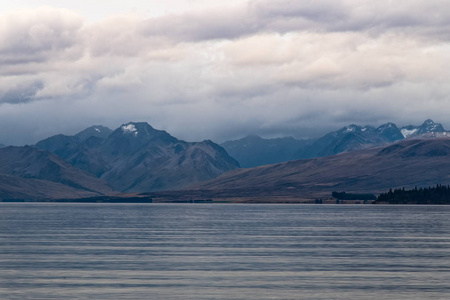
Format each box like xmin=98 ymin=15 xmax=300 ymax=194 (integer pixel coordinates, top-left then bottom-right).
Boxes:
xmin=1 ymin=204 xmax=450 ymax=299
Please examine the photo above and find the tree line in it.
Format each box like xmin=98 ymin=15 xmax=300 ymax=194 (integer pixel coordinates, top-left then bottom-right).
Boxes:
xmin=332 ymin=191 xmax=377 ymax=200
xmin=376 ymin=184 xmax=450 ymax=204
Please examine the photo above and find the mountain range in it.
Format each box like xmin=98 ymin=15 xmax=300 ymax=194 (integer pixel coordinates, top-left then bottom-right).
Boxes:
xmin=222 ymin=119 xmax=449 ymax=168
xmin=1 ymin=119 xmax=449 ymax=202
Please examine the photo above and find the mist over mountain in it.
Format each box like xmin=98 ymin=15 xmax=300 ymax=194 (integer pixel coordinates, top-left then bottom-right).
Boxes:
xmin=35 ymin=122 xmax=239 ymax=192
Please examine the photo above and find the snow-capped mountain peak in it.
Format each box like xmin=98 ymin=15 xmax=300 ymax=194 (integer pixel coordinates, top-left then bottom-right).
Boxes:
xmin=417 ymin=119 xmax=444 ymax=133
xmin=121 ymin=123 xmax=138 ymax=136
xmin=400 ymin=119 xmax=447 ymax=138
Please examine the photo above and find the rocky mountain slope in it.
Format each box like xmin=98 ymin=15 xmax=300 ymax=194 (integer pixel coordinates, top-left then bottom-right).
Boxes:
xmin=193 ymin=138 xmax=450 ymax=198
xmin=0 ymin=146 xmax=113 ymax=200
xmin=36 ymin=122 xmax=240 ymax=192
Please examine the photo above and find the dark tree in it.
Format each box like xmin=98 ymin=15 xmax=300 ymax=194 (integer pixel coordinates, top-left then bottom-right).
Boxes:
xmin=332 ymin=191 xmax=377 ymax=201
xmin=376 ymin=185 xmax=450 ymax=204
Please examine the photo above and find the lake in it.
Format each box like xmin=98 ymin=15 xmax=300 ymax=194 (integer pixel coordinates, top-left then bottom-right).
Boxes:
xmin=1 ymin=203 xmax=450 ymax=299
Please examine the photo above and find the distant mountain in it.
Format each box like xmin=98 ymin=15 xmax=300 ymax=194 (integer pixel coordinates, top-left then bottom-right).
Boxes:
xmin=221 ymin=135 xmax=311 ymax=168
xmin=223 ymin=120 xmax=449 ymax=167
xmin=377 ymin=122 xmax=405 ymax=141
xmin=0 ymin=143 xmax=5 ymax=148
xmin=36 ymin=122 xmax=239 ymax=192
xmin=294 ymin=122 xmax=404 ymax=159
xmin=0 ymin=146 xmax=113 ymax=200
xmin=192 ymin=138 xmax=450 ymax=199
xmin=400 ymin=119 xmax=448 ymax=138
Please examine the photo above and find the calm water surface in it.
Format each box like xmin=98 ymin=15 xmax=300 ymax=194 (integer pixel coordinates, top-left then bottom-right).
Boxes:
xmin=1 ymin=204 xmax=449 ymax=299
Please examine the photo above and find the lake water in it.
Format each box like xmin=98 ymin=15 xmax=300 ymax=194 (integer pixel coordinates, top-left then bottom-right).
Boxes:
xmin=1 ymin=203 xmax=450 ymax=300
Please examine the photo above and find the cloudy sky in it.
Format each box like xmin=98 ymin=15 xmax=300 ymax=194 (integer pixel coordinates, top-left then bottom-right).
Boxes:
xmin=1 ymin=0 xmax=450 ymax=145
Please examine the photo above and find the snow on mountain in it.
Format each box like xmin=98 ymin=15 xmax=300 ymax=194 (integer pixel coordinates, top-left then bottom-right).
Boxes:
xmin=400 ymin=119 xmax=448 ymax=138
xmin=416 ymin=119 xmax=446 ymax=135
xmin=294 ymin=122 xmax=403 ymax=159
xmin=401 ymin=127 xmax=418 ymax=138
xmin=345 ymin=125 xmax=358 ymax=133
xmin=121 ymin=124 xmax=138 ymax=136
xmin=224 ymin=120 xmax=448 ymax=168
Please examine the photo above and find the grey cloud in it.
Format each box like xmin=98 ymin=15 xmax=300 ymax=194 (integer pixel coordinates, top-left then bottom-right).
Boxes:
xmin=260 ymin=0 xmax=450 ymax=30
xmin=140 ymin=6 xmax=251 ymax=42
xmin=0 ymin=81 xmax=44 ymax=104
xmin=0 ymin=54 xmax=48 ymax=66
xmin=138 ymin=0 xmax=450 ymax=43
xmin=139 ymin=2 xmax=332 ymax=42
xmin=248 ymin=0 xmax=349 ymax=24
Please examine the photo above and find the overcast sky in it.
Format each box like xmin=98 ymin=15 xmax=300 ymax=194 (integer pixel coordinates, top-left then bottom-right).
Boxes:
xmin=1 ymin=0 xmax=450 ymax=145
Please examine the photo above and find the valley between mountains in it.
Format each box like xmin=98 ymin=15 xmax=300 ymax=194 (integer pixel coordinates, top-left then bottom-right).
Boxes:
xmin=1 ymin=120 xmax=449 ymax=202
